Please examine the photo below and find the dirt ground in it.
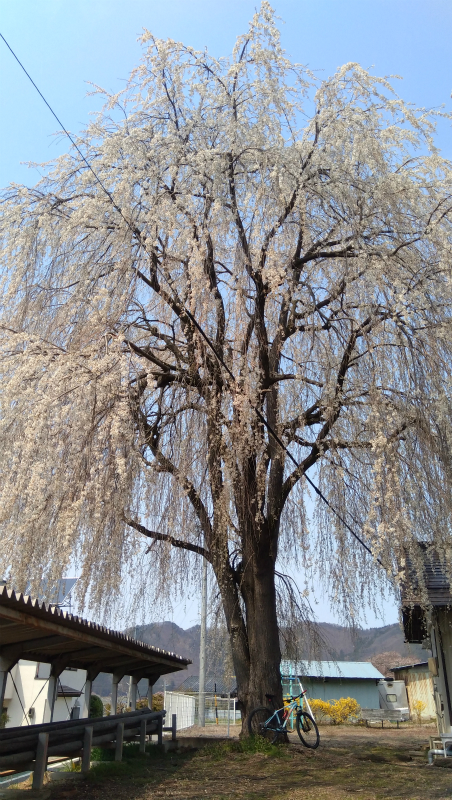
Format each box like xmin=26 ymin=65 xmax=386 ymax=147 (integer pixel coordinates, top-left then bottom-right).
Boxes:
xmin=3 ymin=723 xmax=451 ymax=800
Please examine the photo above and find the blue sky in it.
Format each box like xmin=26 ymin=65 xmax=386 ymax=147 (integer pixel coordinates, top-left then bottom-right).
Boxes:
xmin=1 ymin=0 xmax=451 ymax=628
xmin=1 ymin=0 xmax=451 ymax=189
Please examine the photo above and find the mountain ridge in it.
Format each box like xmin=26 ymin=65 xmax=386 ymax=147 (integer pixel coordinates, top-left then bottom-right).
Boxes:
xmin=92 ymin=619 xmax=426 ymax=697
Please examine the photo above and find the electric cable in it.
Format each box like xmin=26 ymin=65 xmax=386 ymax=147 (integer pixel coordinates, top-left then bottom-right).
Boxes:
xmin=20 ymin=674 xmax=51 ymax=726
xmin=9 ymin=669 xmax=30 ymax=725
xmin=0 ymin=33 xmax=381 ymax=567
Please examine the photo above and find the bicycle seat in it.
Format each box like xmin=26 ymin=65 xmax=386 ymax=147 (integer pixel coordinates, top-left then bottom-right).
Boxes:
xmin=265 ymin=693 xmax=275 ymax=700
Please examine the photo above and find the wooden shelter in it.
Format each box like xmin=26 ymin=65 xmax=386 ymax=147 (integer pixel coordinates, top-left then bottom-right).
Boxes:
xmin=402 ymin=545 xmax=452 ymax=733
xmin=0 ymin=586 xmax=191 ymax=725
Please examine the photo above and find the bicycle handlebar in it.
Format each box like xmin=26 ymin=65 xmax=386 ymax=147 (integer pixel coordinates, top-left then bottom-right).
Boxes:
xmin=287 ymin=691 xmax=307 ymax=701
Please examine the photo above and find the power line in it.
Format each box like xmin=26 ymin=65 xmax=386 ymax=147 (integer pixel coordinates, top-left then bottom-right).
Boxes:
xmin=0 ymin=33 xmax=381 ymax=568
xmin=9 ymin=669 xmax=30 ymax=725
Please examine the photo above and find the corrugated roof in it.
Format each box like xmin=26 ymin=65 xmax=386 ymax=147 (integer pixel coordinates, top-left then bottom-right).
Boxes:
xmin=402 ymin=544 xmax=452 ymax=606
xmin=281 ymin=660 xmax=384 ymax=680
xmin=0 ymin=586 xmax=191 ymax=673
xmin=390 ymin=661 xmax=429 ymax=672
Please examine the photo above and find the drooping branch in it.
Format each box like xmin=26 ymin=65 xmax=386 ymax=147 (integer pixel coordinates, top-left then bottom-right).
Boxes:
xmin=125 ymin=517 xmax=211 ymax=561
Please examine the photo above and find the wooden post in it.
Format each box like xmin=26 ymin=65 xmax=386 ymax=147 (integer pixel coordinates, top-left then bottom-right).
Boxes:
xmin=157 ymin=714 xmax=163 ymax=746
xmin=46 ymin=673 xmax=58 ymax=723
xmin=111 ymin=682 xmax=118 ymax=717
xmin=0 ymin=656 xmax=16 ymax=716
xmin=81 ymin=725 xmax=93 ymax=774
xmin=111 ymin=672 xmax=124 ymax=716
xmin=82 ymin=677 xmax=93 ymax=718
xmin=32 ymin=732 xmax=49 ymax=790
xmin=140 ymin=718 xmax=147 ymax=753
xmin=171 ymin=713 xmax=177 ymax=741
xmin=115 ymin=722 xmax=124 ymax=761
xmin=129 ymin=676 xmax=138 ymax=711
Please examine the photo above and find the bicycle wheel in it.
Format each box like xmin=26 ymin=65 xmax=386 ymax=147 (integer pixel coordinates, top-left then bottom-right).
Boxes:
xmin=296 ymin=711 xmax=320 ymax=749
xmin=248 ymin=706 xmax=279 ymax=743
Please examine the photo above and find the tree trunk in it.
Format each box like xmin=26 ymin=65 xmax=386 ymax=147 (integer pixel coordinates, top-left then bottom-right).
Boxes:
xmin=215 ymin=562 xmax=251 ymax=716
xmin=244 ymin=555 xmax=283 ymax=719
xmin=214 ymin=546 xmax=282 ymax=731
xmin=215 ymin=551 xmax=281 ymax=732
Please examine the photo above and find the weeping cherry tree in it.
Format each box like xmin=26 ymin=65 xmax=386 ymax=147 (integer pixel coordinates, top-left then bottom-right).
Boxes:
xmin=1 ymin=4 xmax=452 ymax=721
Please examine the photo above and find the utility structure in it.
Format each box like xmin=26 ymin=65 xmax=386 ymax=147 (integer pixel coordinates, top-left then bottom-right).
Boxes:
xmin=198 ymin=556 xmax=207 ymax=727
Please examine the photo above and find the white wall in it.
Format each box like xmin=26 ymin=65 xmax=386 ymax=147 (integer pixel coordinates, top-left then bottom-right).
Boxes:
xmin=3 ymin=661 xmax=87 ymax=727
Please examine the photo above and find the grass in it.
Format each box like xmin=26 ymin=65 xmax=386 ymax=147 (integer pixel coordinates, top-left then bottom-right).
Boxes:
xmin=202 ymin=735 xmax=288 ymax=760
xmin=6 ymin=726 xmax=452 ymax=800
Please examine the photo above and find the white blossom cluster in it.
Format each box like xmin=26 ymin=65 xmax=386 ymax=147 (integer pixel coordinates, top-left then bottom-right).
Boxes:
xmin=0 ymin=3 xmax=452 ymax=627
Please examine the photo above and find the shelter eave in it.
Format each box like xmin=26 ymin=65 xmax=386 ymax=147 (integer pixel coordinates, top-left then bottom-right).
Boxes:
xmin=0 ymin=587 xmax=191 ymax=678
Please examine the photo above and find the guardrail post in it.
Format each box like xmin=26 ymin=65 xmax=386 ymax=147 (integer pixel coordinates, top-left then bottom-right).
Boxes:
xmin=81 ymin=725 xmax=93 ymax=774
xmin=140 ymin=718 xmax=147 ymax=753
xmin=115 ymin=722 xmax=124 ymax=761
xmin=157 ymin=714 xmax=163 ymax=746
xmin=171 ymin=713 xmax=177 ymax=741
xmin=32 ymin=732 xmax=49 ymax=790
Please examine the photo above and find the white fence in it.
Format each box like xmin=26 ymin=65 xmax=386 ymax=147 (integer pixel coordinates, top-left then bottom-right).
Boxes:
xmin=164 ymin=691 xmax=196 ymax=730
xmin=164 ymin=692 xmax=240 ymax=729
xmin=195 ymin=694 xmax=240 ymax=724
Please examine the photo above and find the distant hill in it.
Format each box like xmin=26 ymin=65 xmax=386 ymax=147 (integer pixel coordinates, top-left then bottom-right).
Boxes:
xmin=311 ymin=621 xmax=425 ymax=664
xmin=92 ymin=619 xmax=426 ymax=698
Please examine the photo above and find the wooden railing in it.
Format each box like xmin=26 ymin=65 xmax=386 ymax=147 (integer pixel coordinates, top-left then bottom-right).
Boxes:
xmin=0 ymin=708 xmax=171 ymax=789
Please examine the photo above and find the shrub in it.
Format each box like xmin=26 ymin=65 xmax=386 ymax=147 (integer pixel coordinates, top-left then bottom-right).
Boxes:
xmin=411 ymin=699 xmax=427 ymax=725
xmin=89 ymin=694 xmax=104 ymax=718
xmin=151 ymin=692 xmax=164 ymax=712
xmin=308 ymin=699 xmax=331 ymax=723
xmin=308 ymin=697 xmax=360 ymax=725
xmin=0 ymin=710 xmax=9 ymax=729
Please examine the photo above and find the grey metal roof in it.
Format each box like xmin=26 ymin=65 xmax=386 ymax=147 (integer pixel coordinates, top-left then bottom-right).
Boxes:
xmin=281 ymin=660 xmax=384 ymax=680
xmin=58 ymin=684 xmax=82 ymax=697
xmin=390 ymin=661 xmax=429 ymax=672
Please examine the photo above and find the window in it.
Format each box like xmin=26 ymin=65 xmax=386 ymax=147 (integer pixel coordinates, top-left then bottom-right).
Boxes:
xmin=386 ymin=693 xmax=397 ymax=702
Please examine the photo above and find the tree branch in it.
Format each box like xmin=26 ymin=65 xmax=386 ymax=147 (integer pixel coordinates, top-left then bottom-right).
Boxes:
xmin=125 ymin=517 xmax=211 ymax=561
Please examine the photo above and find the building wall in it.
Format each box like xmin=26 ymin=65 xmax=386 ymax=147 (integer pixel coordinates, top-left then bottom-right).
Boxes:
xmin=430 ymin=610 xmax=452 ymax=734
xmin=3 ymin=660 xmax=87 ymax=727
xmin=301 ymin=678 xmax=380 ymax=708
xmin=394 ymin=667 xmax=435 ymax=719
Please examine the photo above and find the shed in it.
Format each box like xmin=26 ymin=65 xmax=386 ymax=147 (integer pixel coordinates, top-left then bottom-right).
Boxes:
xmin=281 ymin=660 xmax=384 ymax=708
xmin=0 ymin=587 xmax=191 ymax=727
xmin=401 ymin=544 xmax=451 ymax=733
xmin=390 ymin=661 xmax=435 ymax=719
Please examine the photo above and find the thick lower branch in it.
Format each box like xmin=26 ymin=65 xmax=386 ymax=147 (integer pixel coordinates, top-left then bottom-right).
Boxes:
xmin=125 ymin=517 xmax=211 ymax=561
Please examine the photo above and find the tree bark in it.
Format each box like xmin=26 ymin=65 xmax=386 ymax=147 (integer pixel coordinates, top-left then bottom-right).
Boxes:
xmin=242 ymin=554 xmax=283 ymax=719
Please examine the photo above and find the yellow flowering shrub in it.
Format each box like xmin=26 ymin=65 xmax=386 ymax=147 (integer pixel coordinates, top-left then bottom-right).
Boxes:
xmin=411 ymin=699 xmax=426 ymax=725
xmin=308 ymin=699 xmax=331 ymax=722
xmin=308 ymin=697 xmax=360 ymax=725
xmin=327 ymin=697 xmax=360 ymax=724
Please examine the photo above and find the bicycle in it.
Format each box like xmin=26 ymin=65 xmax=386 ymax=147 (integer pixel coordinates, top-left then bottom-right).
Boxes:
xmin=247 ymin=691 xmax=320 ymax=749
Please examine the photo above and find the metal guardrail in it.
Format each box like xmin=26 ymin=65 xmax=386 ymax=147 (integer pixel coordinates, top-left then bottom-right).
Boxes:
xmin=0 ymin=708 xmax=173 ymax=789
